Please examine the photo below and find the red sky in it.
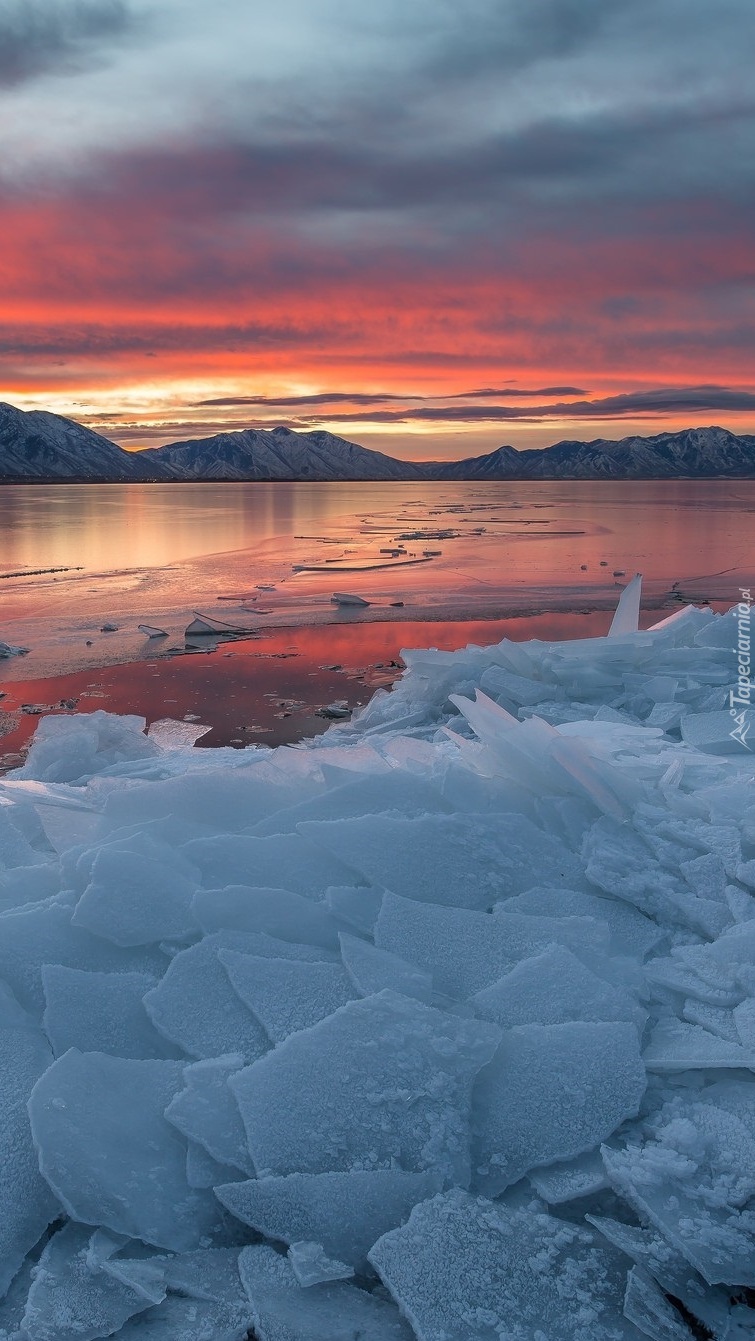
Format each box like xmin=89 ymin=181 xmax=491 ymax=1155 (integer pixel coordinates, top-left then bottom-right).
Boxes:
xmin=1 ymin=0 xmax=753 ymax=459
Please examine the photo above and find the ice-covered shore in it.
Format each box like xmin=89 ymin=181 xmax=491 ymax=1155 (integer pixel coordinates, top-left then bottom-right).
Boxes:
xmin=0 ymin=589 xmax=754 ymax=1340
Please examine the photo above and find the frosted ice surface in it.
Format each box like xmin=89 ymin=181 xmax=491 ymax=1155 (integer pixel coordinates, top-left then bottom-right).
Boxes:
xmin=215 ymin=1169 xmax=442 ymax=1271
xmin=528 ymin=1148 xmax=610 ymax=1204
xmin=473 ymin=1021 xmax=646 ymax=1194
xmin=231 ymin=991 xmax=500 ymax=1184
xmin=299 ymin=813 xmax=582 ymax=910
xmin=238 ymin=1243 xmax=413 ymax=1341
xmin=287 ymin=1242 xmax=354 ymax=1287
xmin=14 ymin=711 xmax=160 ymax=784
xmin=71 ymin=837 xmax=198 ymax=946
xmin=734 ymin=996 xmax=755 ymax=1047
xmin=28 ymin=1051 xmax=222 ymax=1251
xmin=682 ymin=998 xmax=740 ymax=1042
xmin=504 ymin=885 xmax=664 ymax=959
xmin=41 ymin=966 xmax=173 ymax=1059
xmin=184 ymin=833 xmax=358 ymax=896
xmin=143 ymin=932 xmax=271 ymax=1061
xmin=219 ymin=951 xmax=356 ymax=1041
xmin=338 ymin=932 xmax=434 ymax=1001
xmin=20 ymin=1221 xmax=165 ymax=1341
xmin=472 ymin=944 xmax=643 ymax=1030
xmin=491 ymin=905 xmax=612 ymax=957
xmin=369 ymin=1188 xmax=641 ymax=1341
xmin=0 ymin=991 xmax=59 ymax=1298
xmin=192 ymin=884 xmax=342 ymax=949
xmin=164 ymin=1055 xmax=255 ymax=1176
xmin=623 ymin=1266 xmax=699 ymax=1341
xmin=602 ymin=1084 xmax=755 ymax=1286
xmin=375 ymin=891 xmax=564 ymax=998
xmin=682 ymin=709 xmax=755 ymax=754
xmin=643 ymin=1017 xmax=755 ymax=1070
xmin=0 ymin=899 xmax=167 ymax=1017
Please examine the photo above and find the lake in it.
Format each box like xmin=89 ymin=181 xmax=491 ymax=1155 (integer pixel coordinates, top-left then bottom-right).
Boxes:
xmin=1 ymin=479 xmax=752 ymax=764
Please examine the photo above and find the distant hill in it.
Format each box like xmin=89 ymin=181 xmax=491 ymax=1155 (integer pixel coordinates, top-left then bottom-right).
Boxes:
xmin=1 ymin=403 xmax=754 ymax=482
xmin=435 ymin=427 xmax=755 ymax=480
xmin=140 ymin=425 xmax=423 ymax=481
xmin=0 ymin=402 xmax=167 ymax=481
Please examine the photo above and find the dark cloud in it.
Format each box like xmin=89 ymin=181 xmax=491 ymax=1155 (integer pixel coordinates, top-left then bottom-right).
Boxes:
xmin=0 ymin=0 xmax=136 ymax=87
xmin=304 ymin=386 xmax=755 ymax=424
xmin=454 ymin=386 xmax=589 ymax=398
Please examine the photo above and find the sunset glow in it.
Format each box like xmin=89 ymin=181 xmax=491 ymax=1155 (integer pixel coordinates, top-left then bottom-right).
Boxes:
xmin=1 ymin=0 xmax=753 ymax=458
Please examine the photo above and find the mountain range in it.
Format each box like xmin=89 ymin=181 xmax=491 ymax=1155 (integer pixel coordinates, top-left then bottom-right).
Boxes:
xmin=1 ymin=402 xmax=754 ymax=483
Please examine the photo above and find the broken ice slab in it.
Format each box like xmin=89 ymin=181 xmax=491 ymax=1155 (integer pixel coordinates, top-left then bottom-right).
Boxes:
xmin=0 ymin=987 xmax=59 ymax=1298
xmin=238 ymin=1243 xmax=413 ymax=1341
xmin=112 ymin=1247 xmax=255 ymax=1340
xmin=0 ymin=897 xmax=168 ymax=1018
xmin=20 ymin=1221 xmax=166 ymax=1341
xmin=164 ymin=1054 xmax=255 ymax=1177
xmin=250 ymin=771 xmax=451 ymax=837
xmin=98 ymin=763 xmax=314 ymax=842
xmin=473 ymin=1020 xmax=646 ymax=1195
xmin=287 ymin=1241 xmax=354 ymax=1287
xmin=503 ymin=885 xmax=665 ymax=959
xmin=375 ymin=891 xmax=590 ymax=999
xmin=41 ymin=965 xmax=175 ymax=1059
xmin=681 ymin=708 xmax=755 ymax=754
xmin=70 ymin=834 xmax=199 ymax=946
xmin=324 ymin=884 xmax=384 ymax=935
xmin=230 ymin=990 xmax=500 ymax=1185
xmin=338 ymin=932 xmax=434 ymax=1001
xmin=602 ymin=1081 xmax=755 ymax=1287
xmin=184 ymin=831 xmax=359 ymax=896
xmin=471 ymin=943 xmax=644 ymax=1031
xmin=143 ymin=931 xmax=272 ymax=1061
xmin=642 ymin=1016 xmax=755 ymax=1070
xmin=28 ymin=1051 xmax=224 ymax=1251
xmin=216 ymin=1169 xmax=442 ymax=1273
xmin=297 ymin=811 xmax=583 ymax=911
xmin=14 ymin=710 xmax=160 ymax=784
xmin=192 ymin=883 xmax=344 ymax=949
xmin=682 ymin=998 xmax=740 ymax=1043
xmin=219 ymin=950 xmax=356 ymax=1041
xmin=623 ymin=1266 xmax=700 ymax=1341
xmin=369 ymin=1188 xmax=640 ymax=1341
xmin=608 ymin=573 xmax=642 ymax=637
xmin=528 ymin=1148 xmax=610 ymax=1204
xmin=588 ymin=1215 xmax=740 ymax=1340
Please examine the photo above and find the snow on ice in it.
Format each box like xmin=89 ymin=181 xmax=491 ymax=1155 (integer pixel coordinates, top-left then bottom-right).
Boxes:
xmin=0 ymin=592 xmax=754 ymax=1338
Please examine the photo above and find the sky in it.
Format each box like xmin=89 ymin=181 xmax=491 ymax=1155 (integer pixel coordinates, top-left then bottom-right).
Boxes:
xmin=0 ymin=0 xmax=754 ymax=460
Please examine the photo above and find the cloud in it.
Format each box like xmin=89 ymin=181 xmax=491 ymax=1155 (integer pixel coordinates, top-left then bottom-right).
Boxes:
xmin=306 ymin=386 xmax=755 ymax=424
xmin=0 ymin=0 xmax=137 ymax=87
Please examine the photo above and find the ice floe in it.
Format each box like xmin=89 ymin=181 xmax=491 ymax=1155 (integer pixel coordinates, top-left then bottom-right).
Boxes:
xmin=0 ymin=592 xmax=753 ymax=1338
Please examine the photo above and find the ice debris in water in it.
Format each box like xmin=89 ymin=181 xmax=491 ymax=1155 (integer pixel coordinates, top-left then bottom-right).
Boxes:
xmin=0 ymin=593 xmax=754 ymax=1338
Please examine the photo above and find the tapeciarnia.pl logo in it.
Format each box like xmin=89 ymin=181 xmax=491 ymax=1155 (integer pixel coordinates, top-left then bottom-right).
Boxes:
xmin=730 ymin=589 xmax=752 ymax=750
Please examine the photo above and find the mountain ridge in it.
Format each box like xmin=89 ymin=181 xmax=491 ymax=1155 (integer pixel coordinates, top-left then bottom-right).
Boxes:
xmin=1 ymin=402 xmax=754 ymax=482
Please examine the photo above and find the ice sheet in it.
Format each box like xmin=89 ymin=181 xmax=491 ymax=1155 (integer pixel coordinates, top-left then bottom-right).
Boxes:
xmin=231 ymin=990 xmax=500 ymax=1184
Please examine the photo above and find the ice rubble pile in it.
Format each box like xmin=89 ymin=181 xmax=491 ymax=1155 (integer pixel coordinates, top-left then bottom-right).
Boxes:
xmin=0 ymin=593 xmax=754 ymax=1340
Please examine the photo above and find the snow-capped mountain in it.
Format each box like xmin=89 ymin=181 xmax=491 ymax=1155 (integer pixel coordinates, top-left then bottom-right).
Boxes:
xmin=437 ymin=427 xmax=755 ymax=479
xmin=141 ymin=426 xmax=423 ymax=481
xmin=1 ymin=403 xmax=754 ymax=481
xmin=0 ymin=403 xmax=166 ymax=481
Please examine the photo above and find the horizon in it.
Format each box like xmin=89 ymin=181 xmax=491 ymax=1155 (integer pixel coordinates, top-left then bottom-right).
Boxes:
xmin=1 ymin=2 xmax=754 ymax=459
